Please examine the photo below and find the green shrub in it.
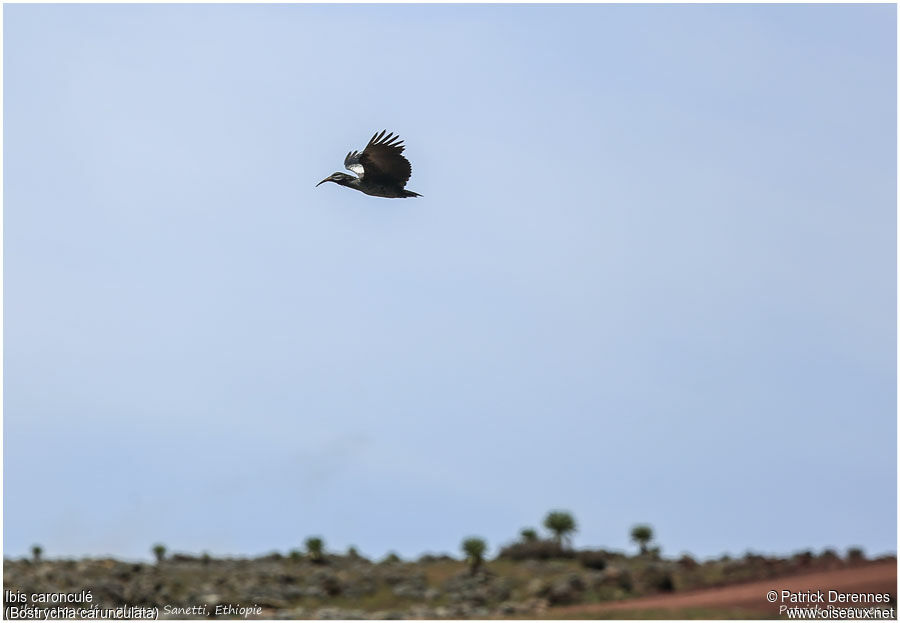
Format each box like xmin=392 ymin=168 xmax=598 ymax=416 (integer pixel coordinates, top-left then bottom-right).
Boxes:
xmin=630 ymin=524 xmax=654 ymax=554
xmin=617 ymin=569 xmax=635 ymax=592
xmin=543 ymin=511 xmax=577 ymax=548
xmin=305 ymin=537 xmax=326 ymax=564
xmin=677 ymin=554 xmax=699 ymax=570
xmin=498 ymin=539 xmax=574 ymax=561
xmin=520 ymin=528 xmax=538 ymax=543
xmin=792 ymin=550 xmax=814 ymax=567
xmin=847 ymin=547 xmax=865 ymax=563
xmin=171 ymin=553 xmax=201 ymax=563
xmin=577 ymin=549 xmax=607 ymax=570
xmin=594 ymin=566 xmax=634 ymax=593
xmin=653 ymin=572 xmax=675 ymax=592
xmin=640 ymin=565 xmax=675 ymax=593
xmin=462 ymin=537 xmax=488 ymax=575
xmin=418 ymin=553 xmax=453 ymax=563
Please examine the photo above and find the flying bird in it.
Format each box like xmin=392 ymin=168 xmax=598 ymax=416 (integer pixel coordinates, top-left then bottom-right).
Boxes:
xmin=317 ymin=130 xmax=422 ymax=198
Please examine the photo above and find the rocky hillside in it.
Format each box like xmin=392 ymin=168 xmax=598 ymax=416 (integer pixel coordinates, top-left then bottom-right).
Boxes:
xmin=4 ymin=547 xmax=890 ymax=619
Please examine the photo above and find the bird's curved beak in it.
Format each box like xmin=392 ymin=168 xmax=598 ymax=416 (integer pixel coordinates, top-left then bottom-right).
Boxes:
xmin=316 ymin=177 xmax=330 ymax=187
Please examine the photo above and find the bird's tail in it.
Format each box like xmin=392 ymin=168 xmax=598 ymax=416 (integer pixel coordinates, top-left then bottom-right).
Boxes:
xmin=403 ymin=190 xmax=422 ymax=198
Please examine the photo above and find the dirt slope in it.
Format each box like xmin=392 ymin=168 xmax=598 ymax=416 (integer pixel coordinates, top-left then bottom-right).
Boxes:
xmin=552 ymin=560 xmax=897 ymax=617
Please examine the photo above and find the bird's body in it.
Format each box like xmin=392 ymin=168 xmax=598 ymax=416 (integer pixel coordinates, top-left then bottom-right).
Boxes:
xmin=317 ymin=131 xmax=421 ymax=199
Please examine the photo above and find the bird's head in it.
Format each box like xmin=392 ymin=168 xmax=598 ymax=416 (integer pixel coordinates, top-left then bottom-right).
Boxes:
xmin=316 ymin=172 xmax=356 ymax=187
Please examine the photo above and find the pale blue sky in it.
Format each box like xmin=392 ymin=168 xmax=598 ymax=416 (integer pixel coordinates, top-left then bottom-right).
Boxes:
xmin=4 ymin=3 xmax=896 ymax=562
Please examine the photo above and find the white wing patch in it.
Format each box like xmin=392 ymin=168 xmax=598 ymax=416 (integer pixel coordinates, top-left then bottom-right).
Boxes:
xmin=348 ymin=163 xmax=365 ymax=178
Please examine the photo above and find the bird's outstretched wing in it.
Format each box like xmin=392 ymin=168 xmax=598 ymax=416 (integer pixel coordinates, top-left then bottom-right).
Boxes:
xmin=343 ymin=152 xmax=366 ymax=178
xmin=344 ymin=130 xmax=413 ymax=187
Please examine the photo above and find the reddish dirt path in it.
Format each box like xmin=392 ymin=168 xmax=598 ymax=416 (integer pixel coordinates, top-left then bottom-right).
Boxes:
xmin=553 ymin=560 xmax=897 ymax=617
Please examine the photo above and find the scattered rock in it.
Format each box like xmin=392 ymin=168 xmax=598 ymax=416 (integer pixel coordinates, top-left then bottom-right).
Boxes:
xmin=4 ymin=550 xmax=881 ymax=619
xmin=547 ymin=573 xmax=586 ymax=605
xmin=391 ymin=572 xmax=427 ymax=599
